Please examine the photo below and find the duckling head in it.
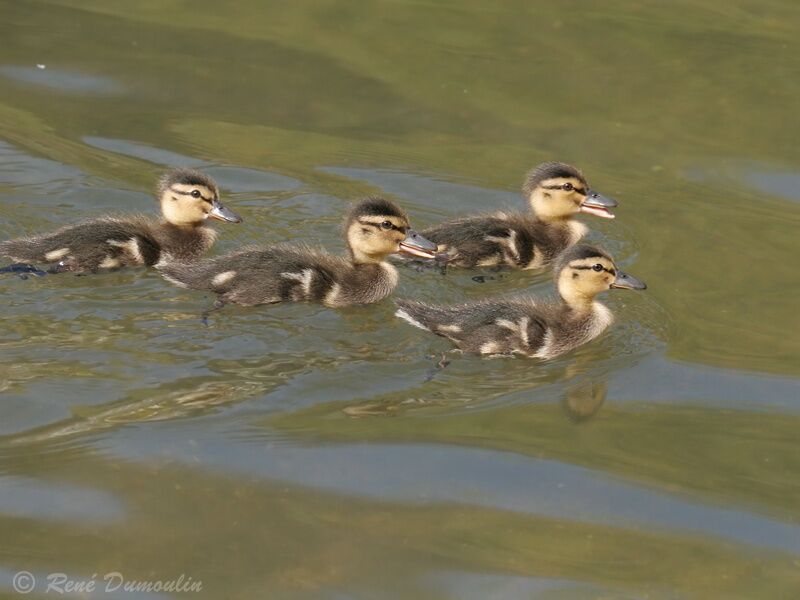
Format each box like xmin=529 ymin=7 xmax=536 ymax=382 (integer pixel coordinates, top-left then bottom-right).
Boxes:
xmin=555 ymin=244 xmax=646 ymax=309
xmin=524 ymin=162 xmax=617 ymax=222
xmin=157 ymin=168 xmax=242 ymax=226
xmin=344 ymin=197 xmax=438 ymax=264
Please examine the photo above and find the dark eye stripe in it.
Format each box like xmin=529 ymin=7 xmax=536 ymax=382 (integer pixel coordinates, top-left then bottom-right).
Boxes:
xmin=571 ymin=265 xmax=616 ymax=275
xmin=542 ymin=184 xmax=586 ymax=195
xmin=358 ymin=219 xmax=408 ymax=233
xmin=170 ymin=188 xmax=213 ymax=202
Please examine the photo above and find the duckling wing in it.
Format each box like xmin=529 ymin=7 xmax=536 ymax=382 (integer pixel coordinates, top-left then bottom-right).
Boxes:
xmin=159 ymin=244 xmax=344 ymax=307
xmin=396 ymin=299 xmax=548 ymax=356
xmin=422 ymin=215 xmax=535 ymax=268
xmin=0 ymin=217 xmax=159 ymax=271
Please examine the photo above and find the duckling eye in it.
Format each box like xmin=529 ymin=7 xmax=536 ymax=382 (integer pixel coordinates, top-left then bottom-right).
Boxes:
xmin=562 ymin=182 xmax=574 ymax=191
xmin=191 ymin=189 xmax=202 ymax=198
xmin=592 ymin=263 xmax=604 ymax=272
xmin=380 ymin=221 xmax=393 ymax=230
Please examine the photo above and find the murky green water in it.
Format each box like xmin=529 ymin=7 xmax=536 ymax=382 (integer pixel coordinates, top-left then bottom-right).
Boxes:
xmin=1 ymin=1 xmax=799 ymax=598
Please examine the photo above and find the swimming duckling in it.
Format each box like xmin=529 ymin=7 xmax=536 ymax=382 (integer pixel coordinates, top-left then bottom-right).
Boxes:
xmin=421 ymin=162 xmax=617 ymax=269
xmin=395 ymin=244 xmax=645 ymax=358
xmin=0 ymin=168 xmax=241 ymax=274
xmin=158 ymin=197 xmax=438 ymax=310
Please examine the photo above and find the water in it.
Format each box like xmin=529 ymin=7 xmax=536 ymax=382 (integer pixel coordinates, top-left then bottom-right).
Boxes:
xmin=1 ymin=1 xmax=799 ymax=598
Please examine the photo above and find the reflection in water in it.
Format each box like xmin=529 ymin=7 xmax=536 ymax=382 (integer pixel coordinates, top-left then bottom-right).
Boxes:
xmin=264 ymin=392 xmax=800 ymax=529
xmin=559 ymin=351 xmax=610 ymax=423
xmin=337 ymin=351 xmax=611 ymax=422
xmin=562 ymin=379 xmax=607 ymax=423
xmin=0 ymin=350 xmax=351 ymax=446
xmin=2 ymin=381 xmax=251 ymax=446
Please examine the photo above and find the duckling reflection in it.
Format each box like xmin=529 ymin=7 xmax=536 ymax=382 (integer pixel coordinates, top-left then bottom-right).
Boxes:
xmin=159 ymin=197 xmax=437 ymax=315
xmin=337 ymin=374 xmax=608 ymax=422
xmin=0 ymin=168 xmax=241 ymax=274
xmin=421 ymin=162 xmax=617 ymax=269
xmin=396 ymin=245 xmax=646 ymax=358
xmin=560 ymin=380 xmax=607 ymax=422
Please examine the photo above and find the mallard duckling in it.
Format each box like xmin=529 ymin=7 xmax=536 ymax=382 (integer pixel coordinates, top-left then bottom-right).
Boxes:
xmin=0 ymin=168 xmax=241 ymax=274
xmin=158 ymin=197 xmax=438 ymax=310
xmin=422 ymin=162 xmax=618 ymax=269
xmin=395 ymin=244 xmax=645 ymax=358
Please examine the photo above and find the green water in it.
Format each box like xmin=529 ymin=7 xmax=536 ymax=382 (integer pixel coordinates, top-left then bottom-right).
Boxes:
xmin=1 ymin=1 xmax=799 ymax=598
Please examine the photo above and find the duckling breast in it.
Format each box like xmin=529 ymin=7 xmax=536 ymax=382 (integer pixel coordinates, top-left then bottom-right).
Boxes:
xmin=535 ymin=304 xmax=614 ymax=359
xmin=331 ymin=262 xmax=399 ymax=306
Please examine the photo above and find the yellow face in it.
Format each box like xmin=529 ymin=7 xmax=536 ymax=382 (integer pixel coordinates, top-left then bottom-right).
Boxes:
xmin=558 ymin=255 xmax=617 ymax=301
xmin=529 ymin=176 xmax=588 ymax=220
xmin=160 ymin=182 xmax=219 ymax=226
xmin=347 ymin=214 xmax=410 ymax=263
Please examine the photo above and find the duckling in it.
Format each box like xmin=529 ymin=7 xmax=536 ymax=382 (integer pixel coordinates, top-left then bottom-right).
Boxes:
xmin=0 ymin=168 xmax=241 ymax=274
xmin=395 ymin=244 xmax=645 ymax=358
xmin=158 ymin=197 xmax=438 ymax=310
xmin=421 ymin=162 xmax=618 ymax=269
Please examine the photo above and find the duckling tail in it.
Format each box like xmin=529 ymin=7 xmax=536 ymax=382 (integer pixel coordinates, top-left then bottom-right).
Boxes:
xmin=157 ymin=261 xmax=216 ymax=290
xmin=395 ymin=302 xmax=432 ymax=331
xmin=0 ymin=237 xmax=52 ymax=263
xmin=395 ymin=300 xmax=462 ymax=335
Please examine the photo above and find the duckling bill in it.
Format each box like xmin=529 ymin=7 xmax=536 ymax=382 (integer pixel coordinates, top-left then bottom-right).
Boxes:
xmin=0 ymin=168 xmax=241 ymax=274
xmin=396 ymin=244 xmax=645 ymax=359
xmin=421 ymin=162 xmax=618 ymax=269
xmin=158 ymin=197 xmax=437 ymax=309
